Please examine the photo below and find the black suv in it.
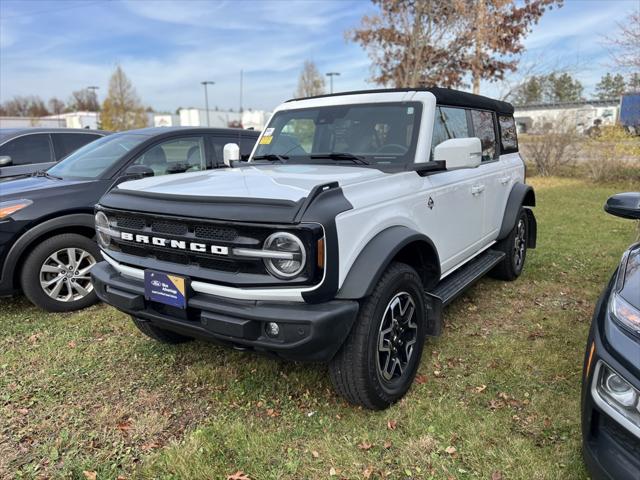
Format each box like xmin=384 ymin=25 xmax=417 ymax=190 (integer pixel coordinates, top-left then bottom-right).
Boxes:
xmin=0 ymin=127 xmax=259 ymax=312
xmin=582 ymin=192 xmax=640 ymax=480
xmin=0 ymin=128 xmax=108 ymax=180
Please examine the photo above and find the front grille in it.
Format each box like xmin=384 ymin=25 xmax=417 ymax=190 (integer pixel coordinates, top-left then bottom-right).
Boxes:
xmin=116 ymin=216 xmax=145 ymax=230
xmin=194 ymin=224 xmax=238 ymax=241
xmin=152 ymin=221 xmax=188 ymax=236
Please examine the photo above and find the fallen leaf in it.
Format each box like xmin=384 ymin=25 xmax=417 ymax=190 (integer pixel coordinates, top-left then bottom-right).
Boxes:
xmin=226 ymin=471 xmax=251 ymax=480
xmin=491 ymin=472 xmax=503 ymax=480
xmin=68 ymin=340 xmax=77 ymax=348
xmin=445 ymin=446 xmax=457 ymax=455
xmin=117 ymin=476 xmax=127 ymax=480
xmin=474 ymin=385 xmax=487 ymax=394
xmin=363 ymin=466 xmax=374 ymax=478
xmin=83 ymin=472 xmax=97 ymax=480
xmin=329 ymin=467 xmax=337 ymax=476
xmin=387 ymin=419 xmax=397 ymax=430
xmin=16 ymin=408 xmax=29 ymax=415
xmin=311 ymin=450 xmax=319 ymax=458
xmin=415 ymin=374 xmax=428 ymax=384
xmin=265 ymin=408 xmax=281 ymax=418
xmin=116 ymin=420 xmax=132 ymax=432
xmin=383 ymin=440 xmax=393 ymax=449
xmin=358 ymin=441 xmax=373 ymax=450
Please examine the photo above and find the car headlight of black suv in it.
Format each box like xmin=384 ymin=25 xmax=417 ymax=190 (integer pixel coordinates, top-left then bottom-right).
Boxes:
xmin=610 ymin=244 xmax=640 ymax=337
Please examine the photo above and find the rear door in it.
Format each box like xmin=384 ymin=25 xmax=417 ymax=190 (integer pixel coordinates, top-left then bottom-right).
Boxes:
xmin=0 ymin=133 xmax=55 ymax=179
xmin=51 ymin=132 xmax=103 ymax=160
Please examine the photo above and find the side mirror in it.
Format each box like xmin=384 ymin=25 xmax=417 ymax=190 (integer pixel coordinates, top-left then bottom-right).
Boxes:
xmin=223 ymin=143 xmax=240 ymax=167
xmin=605 ymin=192 xmax=640 ymax=220
xmin=0 ymin=155 xmax=12 ymax=166
xmin=123 ymin=164 xmax=154 ymax=179
xmin=434 ymin=138 xmax=482 ymax=170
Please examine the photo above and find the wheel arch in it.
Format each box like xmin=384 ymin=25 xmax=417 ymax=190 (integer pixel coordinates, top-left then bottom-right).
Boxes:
xmin=3 ymin=213 xmax=95 ymax=292
xmin=498 ymin=182 xmax=536 ymax=247
xmin=336 ymin=226 xmax=441 ymax=300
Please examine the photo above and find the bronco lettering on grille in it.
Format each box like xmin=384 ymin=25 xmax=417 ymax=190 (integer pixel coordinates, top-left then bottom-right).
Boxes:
xmin=120 ymin=231 xmax=229 ymax=255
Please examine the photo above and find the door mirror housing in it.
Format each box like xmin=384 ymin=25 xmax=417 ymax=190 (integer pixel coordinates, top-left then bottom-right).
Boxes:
xmin=605 ymin=192 xmax=640 ymax=220
xmin=0 ymin=155 xmax=12 ymax=167
xmin=123 ymin=164 xmax=155 ymax=180
xmin=434 ymin=138 xmax=482 ymax=170
xmin=223 ymin=143 xmax=240 ymax=167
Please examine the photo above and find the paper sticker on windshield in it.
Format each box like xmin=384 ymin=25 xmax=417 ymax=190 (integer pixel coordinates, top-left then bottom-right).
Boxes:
xmin=263 ymin=127 xmax=275 ymax=137
xmin=259 ymin=136 xmax=273 ymax=145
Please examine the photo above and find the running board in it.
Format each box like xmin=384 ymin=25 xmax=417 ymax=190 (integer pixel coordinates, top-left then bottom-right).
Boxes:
xmin=424 ymin=249 xmax=505 ymax=336
xmin=431 ymin=249 xmax=505 ymax=306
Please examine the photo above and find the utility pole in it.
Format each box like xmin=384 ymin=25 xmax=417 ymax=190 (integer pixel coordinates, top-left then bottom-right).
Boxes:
xmin=201 ymin=81 xmax=215 ymax=126
xmin=326 ymin=72 xmax=340 ymax=94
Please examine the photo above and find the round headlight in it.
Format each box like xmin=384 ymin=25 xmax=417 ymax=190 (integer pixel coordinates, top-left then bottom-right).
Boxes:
xmin=604 ymin=371 xmax=637 ymax=407
xmin=95 ymin=211 xmax=111 ymax=248
xmin=263 ymin=232 xmax=306 ymax=279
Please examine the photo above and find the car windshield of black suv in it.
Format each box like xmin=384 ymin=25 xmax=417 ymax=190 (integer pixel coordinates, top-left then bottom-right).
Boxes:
xmin=48 ymin=133 xmax=149 ymax=179
xmin=252 ymin=102 xmax=422 ymax=166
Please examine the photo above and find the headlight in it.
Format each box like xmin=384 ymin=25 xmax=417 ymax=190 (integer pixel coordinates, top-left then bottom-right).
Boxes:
xmin=262 ymin=232 xmax=306 ymax=279
xmin=94 ymin=211 xmax=112 ymax=248
xmin=610 ymin=293 xmax=640 ymax=336
xmin=0 ymin=199 xmax=32 ymax=219
xmin=593 ymin=362 xmax=640 ymax=436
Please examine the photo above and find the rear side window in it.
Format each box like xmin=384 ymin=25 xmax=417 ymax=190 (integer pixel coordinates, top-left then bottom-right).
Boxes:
xmin=470 ymin=110 xmax=497 ymax=161
xmin=498 ymin=115 xmax=518 ymax=153
xmin=431 ymin=107 xmax=469 ymax=158
xmin=52 ymin=133 xmax=102 ymax=160
xmin=0 ymin=133 xmax=53 ymax=165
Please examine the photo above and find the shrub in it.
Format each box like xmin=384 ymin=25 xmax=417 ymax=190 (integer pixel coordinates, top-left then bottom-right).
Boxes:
xmin=584 ymin=126 xmax=640 ymax=182
xmin=519 ymin=120 xmax=582 ymax=176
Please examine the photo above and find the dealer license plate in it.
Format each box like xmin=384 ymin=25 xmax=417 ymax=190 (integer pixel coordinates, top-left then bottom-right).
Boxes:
xmin=144 ymin=270 xmax=188 ymax=309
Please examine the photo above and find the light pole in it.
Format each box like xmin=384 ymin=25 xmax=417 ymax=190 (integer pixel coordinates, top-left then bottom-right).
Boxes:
xmin=201 ymin=81 xmax=215 ymax=126
xmin=326 ymin=72 xmax=340 ymax=94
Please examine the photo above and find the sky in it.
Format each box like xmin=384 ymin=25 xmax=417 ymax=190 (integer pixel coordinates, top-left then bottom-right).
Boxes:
xmin=0 ymin=0 xmax=637 ymax=113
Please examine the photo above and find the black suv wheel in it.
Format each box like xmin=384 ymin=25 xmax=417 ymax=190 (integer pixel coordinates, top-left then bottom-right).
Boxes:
xmin=329 ymin=262 xmax=427 ymax=409
xmin=20 ymin=233 xmax=101 ymax=312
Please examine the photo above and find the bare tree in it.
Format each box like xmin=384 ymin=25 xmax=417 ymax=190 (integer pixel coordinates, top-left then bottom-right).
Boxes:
xmin=0 ymin=95 xmax=49 ymax=117
xmin=606 ymin=10 xmax=640 ymax=71
xmin=294 ymin=60 xmax=326 ymax=98
xmin=520 ymin=115 xmax=580 ymax=175
xmin=48 ymin=97 xmax=66 ymax=115
xmin=100 ymin=66 xmax=148 ymax=131
xmin=68 ymin=89 xmax=100 ymax=112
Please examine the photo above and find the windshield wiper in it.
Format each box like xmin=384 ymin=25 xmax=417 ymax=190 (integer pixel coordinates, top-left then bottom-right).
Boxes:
xmin=252 ymin=154 xmax=289 ymax=163
xmin=310 ymin=152 xmax=370 ymax=165
xmin=33 ymin=170 xmax=63 ymax=180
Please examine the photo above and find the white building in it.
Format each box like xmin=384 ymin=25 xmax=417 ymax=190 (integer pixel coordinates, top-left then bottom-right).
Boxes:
xmin=0 ymin=111 xmax=100 ymax=129
xmin=514 ymin=99 xmax=619 ymax=134
xmin=177 ymin=108 xmax=271 ymax=130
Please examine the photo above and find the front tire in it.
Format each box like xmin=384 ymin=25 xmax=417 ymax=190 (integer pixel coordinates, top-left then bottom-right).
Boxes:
xmin=20 ymin=233 xmax=100 ymax=312
xmin=490 ymin=208 xmax=529 ymax=281
xmin=329 ymin=262 xmax=427 ymax=410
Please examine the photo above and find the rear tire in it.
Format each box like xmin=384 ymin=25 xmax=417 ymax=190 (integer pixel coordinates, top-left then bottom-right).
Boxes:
xmin=329 ymin=262 xmax=427 ymax=410
xmin=131 ymin=316 xmax=193 ymax=344
xmin=490 ymin=208 xmax=528 ymax=281
xmin=20 ymin=233 xmax=100 ymax=312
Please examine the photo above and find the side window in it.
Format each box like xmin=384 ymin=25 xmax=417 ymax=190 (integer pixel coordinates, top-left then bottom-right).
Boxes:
xmin=52 ymin=133 xmax=102 ymax=160
xmin=209 ymin=135 xmax=258 ymax=166
xmin=431 ymin=107 xmax=469 ymax=158
xmin=132 ymin=137 xmax=205 ymax=176
xmin=239 ymin=136 xmax=258 ymax=160
xmin=498 ymin=115 xmax=518 ymax=153
xmin=0 ymin=134 xmax=53 ymax=165
xmin=470 ymin=110 xmax=497 ymax=161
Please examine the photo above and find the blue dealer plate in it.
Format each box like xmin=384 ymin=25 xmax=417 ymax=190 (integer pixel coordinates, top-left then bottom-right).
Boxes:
xmin=144 ymin=270 xmax=188 ymax=309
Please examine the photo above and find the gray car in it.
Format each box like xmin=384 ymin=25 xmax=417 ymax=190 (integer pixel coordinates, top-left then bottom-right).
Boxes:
xmin=0 ymin=128 xmax=108 ymax=180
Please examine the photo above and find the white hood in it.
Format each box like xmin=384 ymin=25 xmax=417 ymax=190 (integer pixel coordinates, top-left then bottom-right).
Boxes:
xmin=116 ymin=164 xmax=386 ymax=202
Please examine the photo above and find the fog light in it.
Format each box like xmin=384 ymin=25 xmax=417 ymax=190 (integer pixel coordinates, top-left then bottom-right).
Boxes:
xmin=265 ymin=322 xmax=280 ymax=338
xmin=604 ymin=371 xmax=637 ymax=407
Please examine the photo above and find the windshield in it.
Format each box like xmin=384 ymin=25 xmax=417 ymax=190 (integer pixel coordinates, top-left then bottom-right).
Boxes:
xmin=48 ymin=134 xmax=148 ymax=179
xmin=252 ymin=102 xmax=422 ymax=166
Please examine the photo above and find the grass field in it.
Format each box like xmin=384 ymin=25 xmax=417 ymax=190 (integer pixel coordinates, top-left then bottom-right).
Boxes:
xmin=1 ymin=177 xmax=638 ymax=480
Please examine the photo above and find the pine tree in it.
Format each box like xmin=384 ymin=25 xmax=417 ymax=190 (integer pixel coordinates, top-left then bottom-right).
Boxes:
xmin=595 ymin=73 xmax=626 ymax=99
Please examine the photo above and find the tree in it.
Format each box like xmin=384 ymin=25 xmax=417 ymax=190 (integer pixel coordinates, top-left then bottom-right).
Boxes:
xmin=68 ymin=88 xmax=100 ymax=112
xmin=0 ymin=95 xmax=49 ymax=117
xmin=545 ymin=72 xmax=583 ymax=102
xmin=48 ymin=97 xmax=66 ymax=115
xmin=464 ymin=0 xmax=563 ymax=94
xmin=294 ymin=60 xmax=326 ymax=98
xmin=595 ymin=73 xmax=626 ymax=100
xmin=606 ymin=10 xmax=640 ymax=71
xmin=627 ymin=73 xmax=640 ymax=92
xmin=512 ymin=75 xmax=545 ymax=104
xmin=349 ymin=0 xmax=561 ymax=91
xmin=349 ymin=0 xmax=471 ymax=88
xmin=100 ymin=66 xmax=148 ymax=131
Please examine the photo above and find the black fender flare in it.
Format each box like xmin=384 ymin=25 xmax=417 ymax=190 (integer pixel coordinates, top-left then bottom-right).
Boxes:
xmin=498 ymin=183 xmax=536 ymax=246
xmin=336 ymin=226 xmax=440 ymax=300
xmin=1 ymin=213 xmax=95 ymax=291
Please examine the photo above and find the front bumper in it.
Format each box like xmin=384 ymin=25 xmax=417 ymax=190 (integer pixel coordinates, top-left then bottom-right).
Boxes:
xmin=91 ymin=261 xmax=359 ymax=362
xmin=581 ymin=281 xmax=640 ymax=480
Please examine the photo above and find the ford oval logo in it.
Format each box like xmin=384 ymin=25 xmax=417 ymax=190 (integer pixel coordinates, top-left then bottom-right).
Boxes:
xmin=151 ymin=280 xmax=162 ymax=287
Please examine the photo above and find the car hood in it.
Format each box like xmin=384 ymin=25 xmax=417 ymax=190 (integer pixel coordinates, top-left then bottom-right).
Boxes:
xmin=0 ymin=175 xmax=94 ymax=199
xmin=115 ymin=164 xmax=386 ymax=202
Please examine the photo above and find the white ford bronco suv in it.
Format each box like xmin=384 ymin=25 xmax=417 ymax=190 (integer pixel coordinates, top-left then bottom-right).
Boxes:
xmin=91 ymin=88 xmax=536 ymax=409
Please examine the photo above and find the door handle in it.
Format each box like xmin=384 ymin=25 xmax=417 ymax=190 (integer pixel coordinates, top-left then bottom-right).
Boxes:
xmin=471 ymin=184 xmax=485 ymax=195
xmin=499 ymin=176 xmax=510 ymax=185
